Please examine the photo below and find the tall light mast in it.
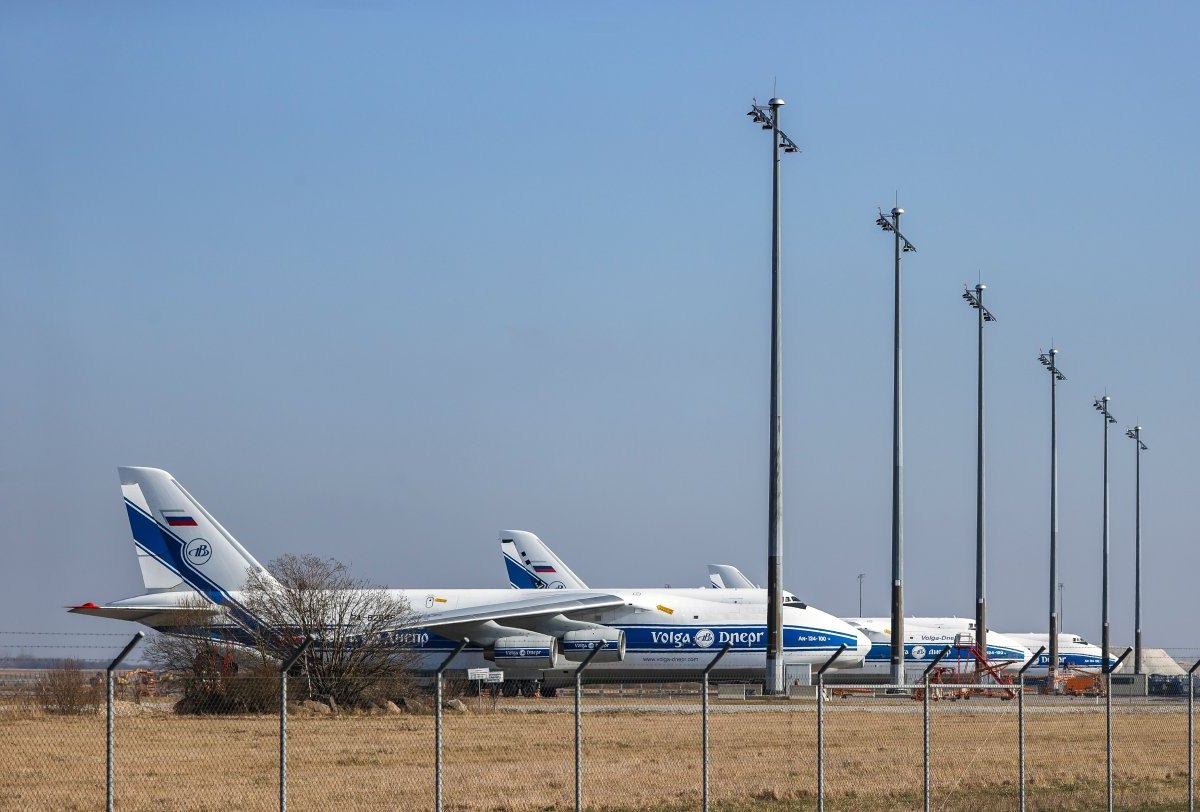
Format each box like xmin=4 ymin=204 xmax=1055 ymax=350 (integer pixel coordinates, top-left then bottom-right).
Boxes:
xmin=1093 ymin=395 xmax=1117 ymax=670
xmin=746 ymin=97 xmax=799 ymax=694
xmin=1039 ymin=348 xmax=1066 ymax=682
xmin=875 ymin=207 xmax=916 ymax=684
xmin=1125 ymin=425 xmax=1148 ymax=674
xmin=962 ymin=284 xmax=996 ymax=661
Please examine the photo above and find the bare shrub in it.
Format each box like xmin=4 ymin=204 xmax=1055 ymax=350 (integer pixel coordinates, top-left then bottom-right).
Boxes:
xmin=146 ymin=597 xmax=277 ymax=714
xmin=37 ymin=660 xmax=100 ymax=715
xmin=147 ymin=556 xmax=421 ymax=713
xmin=241 ymin=554 xmax=422 ymax=709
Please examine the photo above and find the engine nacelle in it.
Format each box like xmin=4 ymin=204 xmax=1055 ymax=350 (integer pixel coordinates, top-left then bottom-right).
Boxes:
xmin=488 ymin=635 xmax=558 ymax=669
xmin=561 ymin=628 xmax=626 ymax=662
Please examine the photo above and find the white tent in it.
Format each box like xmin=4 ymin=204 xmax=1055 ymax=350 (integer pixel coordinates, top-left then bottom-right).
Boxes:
xmin=1109 ymin=648 xmax=1187 ymax=676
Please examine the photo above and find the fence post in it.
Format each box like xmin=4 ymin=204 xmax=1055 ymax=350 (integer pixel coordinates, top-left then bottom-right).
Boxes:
xmin=922 ymin=647 xmax=950 ymax=812
xmin=702 ymin=643 xmax=732 ymax=812
xmin=1017 ymin=646 xmax=1045 ymax=812
xmin=815 ymin=645 xmax=847 ymax=812
xmin=574 ymin=644 xmax=604 ymax=812
xmin=435 ymin=639 xmax=469 ymax=812
xmin=106 ymin=632 xmax=143 ymax=812
xmin=1106 ymin=646 xmax=1133 ymax=812
xmin=1188 ymin=658 xmax=1200 ymax=811
xmin=278 ymin=634 xmax=312 ymax=812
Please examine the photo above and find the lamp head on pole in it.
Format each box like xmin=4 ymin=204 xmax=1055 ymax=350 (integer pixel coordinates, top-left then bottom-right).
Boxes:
xmin=1126 ymin=427 xmax=1148 ymax=450
xmin=747 ymin=97 xmax=800 ymax=153
xmin=874 ymin=207 xmax=916 ymax=251
xmin=962 ymin=285 xmax=996 ymax=322
xmin=1039 ymin=349 xmax=1067 ymax=380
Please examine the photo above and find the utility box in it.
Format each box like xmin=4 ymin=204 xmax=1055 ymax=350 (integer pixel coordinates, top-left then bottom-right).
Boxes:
xmin=1109 ymin=674 xmax=1149 ymax=696
xmin=786 ymin=663 xmax=812 ymax=687
xmin=788 ymin=684 xmax=826 ymax=700
xmin=717 ymin=684 xmax=747 ymax=700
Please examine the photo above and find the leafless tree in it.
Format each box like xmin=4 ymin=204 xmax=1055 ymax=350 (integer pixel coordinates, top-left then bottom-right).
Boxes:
xmin=145 ymin=556 xmax=421 ymax=711
xmin=240 ymin=554 xmax=421 ymax=708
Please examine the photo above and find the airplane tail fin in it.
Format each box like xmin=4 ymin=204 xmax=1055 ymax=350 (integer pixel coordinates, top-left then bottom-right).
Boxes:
xmin=706 ymin=564 xmax=757 ymax=589
xmin=119 ymin=467 xmax=275 ymax=604
xmin=499 ymin=530 xmax=588 ymax=590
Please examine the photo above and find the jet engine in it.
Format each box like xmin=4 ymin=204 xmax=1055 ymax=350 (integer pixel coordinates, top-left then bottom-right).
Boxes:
xmin=561 ymin=628 xmax=626 ymax=662
xmin=488 ymin=635 xmax=558 ymax=669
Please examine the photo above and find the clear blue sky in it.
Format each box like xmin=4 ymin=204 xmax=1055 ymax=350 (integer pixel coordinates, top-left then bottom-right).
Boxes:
xmin=2 ymin=4 xmax=1196 ymax=653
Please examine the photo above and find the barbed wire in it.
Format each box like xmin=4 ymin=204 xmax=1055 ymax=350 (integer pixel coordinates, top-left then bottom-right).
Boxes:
xmin=0 ymin=644 xmax=136 ymax=649
xmin=0 ymin=631 xmax=142 ymax=636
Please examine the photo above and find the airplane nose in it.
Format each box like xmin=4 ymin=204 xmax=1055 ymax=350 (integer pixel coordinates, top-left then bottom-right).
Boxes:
xmin=853 ymin=629 xmax=872 ymax=663
xmin=1008 ymin=645 xmax=1035 ymax=672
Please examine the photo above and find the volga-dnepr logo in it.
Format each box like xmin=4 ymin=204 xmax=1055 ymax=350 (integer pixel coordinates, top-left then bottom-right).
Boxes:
xmin=185 ymin=538 xmax=212 ymax=566
xmin=694 ymin=629 xmax=715 ymax=648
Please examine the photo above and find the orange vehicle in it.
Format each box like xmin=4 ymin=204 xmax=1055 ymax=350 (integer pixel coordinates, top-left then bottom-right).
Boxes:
xmin=1064 ymin=672 xmax=1104 ymax=697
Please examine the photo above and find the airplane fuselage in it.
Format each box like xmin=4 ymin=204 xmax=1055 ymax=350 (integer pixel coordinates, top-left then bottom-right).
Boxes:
xmin=86 ymin=586 xmax=870 ymax=687
xmin=1004 ymin=632 xmax=1112 ymax=674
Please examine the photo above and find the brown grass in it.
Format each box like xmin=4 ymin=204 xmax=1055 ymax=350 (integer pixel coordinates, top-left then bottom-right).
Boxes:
xmin=0 ymin=699 xmax=1191 ymax=811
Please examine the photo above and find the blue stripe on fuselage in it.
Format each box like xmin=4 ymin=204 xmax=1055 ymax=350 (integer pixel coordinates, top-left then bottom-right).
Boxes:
xmin=620 ymin=624 xmax=856 ymax=652
xmin=1034 ymin=652 xmax=1108 ymax=669
xmin=865 ymin=642 xmax=1025 ymax=662
xmin=383 ymin=624 xmax=855 ymax=654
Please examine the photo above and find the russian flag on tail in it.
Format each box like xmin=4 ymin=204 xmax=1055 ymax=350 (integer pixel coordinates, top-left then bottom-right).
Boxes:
xmin=162 ymin=511 xmax=198 ymax=527
xmin=533 ymin=565 xmax=556 ymax=573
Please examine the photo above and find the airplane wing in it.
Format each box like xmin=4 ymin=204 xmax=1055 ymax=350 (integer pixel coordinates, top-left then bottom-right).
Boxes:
xmin=414 ymin=591 xmax=635 ymax=663
xmin=415 ymin=592 xmax=629 ymax=629
xmin=846 ymin=617 xmax=887 ymax=634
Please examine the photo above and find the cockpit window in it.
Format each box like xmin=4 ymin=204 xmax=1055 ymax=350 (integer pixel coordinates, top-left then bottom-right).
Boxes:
xmin=783 ymin=598 xmax=807 ymax=609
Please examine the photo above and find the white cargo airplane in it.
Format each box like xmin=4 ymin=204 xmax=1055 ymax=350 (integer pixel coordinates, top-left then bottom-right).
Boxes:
xmin=956 ymin=631 xmax=1110 ymax=674
xmin=845 ymin=617 xmax=1117 ymax=674
xmin=71 ymin=468 xmax=870 ymax=694
xmin=844 ymin=618 xmax=1032 ymax=675
xmin=704 ymin=563 xmax=1108 ymax=673
xmin=502 ymin=532 xmax=1034 ymax=677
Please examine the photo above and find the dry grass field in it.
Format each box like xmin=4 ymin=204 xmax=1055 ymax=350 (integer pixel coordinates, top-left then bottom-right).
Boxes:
xmin=0 ymin=696 xmax=1192 ymax=811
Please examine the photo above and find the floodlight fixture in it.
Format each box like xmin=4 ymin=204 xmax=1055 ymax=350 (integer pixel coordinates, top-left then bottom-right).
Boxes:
xmin=747 ymin=98 xmax=801 ymax=155
xmin=963 ymin=285 xmax=996 ymax=321
xmin=874 ymin=209 xmax=917 ymax=255
xmin=1125 ymin=427 xmax=1148 ymax=451
xmin=1040 ymin=348 xmax=1067 ymax=381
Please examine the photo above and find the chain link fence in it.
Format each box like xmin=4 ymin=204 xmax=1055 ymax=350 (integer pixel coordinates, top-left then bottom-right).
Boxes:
xmin=3 ymin=634 xmax=1199 ymax=811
